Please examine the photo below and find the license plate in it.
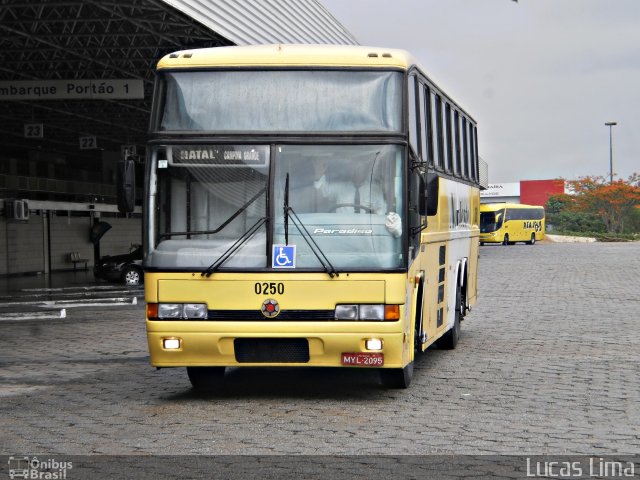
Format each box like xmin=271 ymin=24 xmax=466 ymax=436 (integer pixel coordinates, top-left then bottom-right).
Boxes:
xmin=341 ymin=352 xmax=384 ymax=367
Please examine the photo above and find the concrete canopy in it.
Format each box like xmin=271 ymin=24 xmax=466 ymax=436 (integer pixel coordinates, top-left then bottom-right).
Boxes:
xmin=0 ymin=0 xmax=356 ymax=198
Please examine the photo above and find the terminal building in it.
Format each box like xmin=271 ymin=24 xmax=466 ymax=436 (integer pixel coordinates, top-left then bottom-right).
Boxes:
xmin=0 ymin=0 xmax=356 ymax=276
xmin=481 ymin=179 xmax=566 ymax=206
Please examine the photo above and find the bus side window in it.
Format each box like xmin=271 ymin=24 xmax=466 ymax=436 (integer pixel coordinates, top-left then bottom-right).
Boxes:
xmin=444 ymin=102 xmax=453 ymax=173
xmin=418 ymin=83 xmax=426 ymax=163
xmin=461 ymin=116 xmax=469 ymax=179
xmin=424 ymin=85 xmax=434 ymax=166
xmin=432 ymin=93 xmax=443 ymax=169
xmin=453 ymin=110 xmax=461 ymax=175
xmin=408 ymin=75 xmax=419 ymax=155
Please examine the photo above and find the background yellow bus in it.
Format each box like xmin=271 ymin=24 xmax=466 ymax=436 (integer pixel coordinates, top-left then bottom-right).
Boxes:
xmin=127 ymin=44 xmax=483 ymax=389
xmin=480 ymin=203 xmax=545 ymax=245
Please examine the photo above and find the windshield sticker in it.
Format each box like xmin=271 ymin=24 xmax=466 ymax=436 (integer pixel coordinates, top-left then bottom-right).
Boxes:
xmin=272 ymin=245 xmax=296 ymax=269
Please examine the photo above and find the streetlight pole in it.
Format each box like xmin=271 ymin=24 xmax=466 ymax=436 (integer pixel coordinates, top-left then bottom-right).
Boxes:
xmin=605 ymin=121 xmax=617 ymax=184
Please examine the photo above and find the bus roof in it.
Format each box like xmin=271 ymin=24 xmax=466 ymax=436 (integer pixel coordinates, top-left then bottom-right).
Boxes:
xmin=157 ymin=44 xmax=417 ymax=70
xmin=481 ymin=203 xmax=544 ymax=211
xmin=156 ymin=44 xmax=474 ymax=123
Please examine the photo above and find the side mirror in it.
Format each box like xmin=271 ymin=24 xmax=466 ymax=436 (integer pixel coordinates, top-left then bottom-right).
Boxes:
xmin=425 ymin=173 xmax=439 ymax=216
xmin=117 ymin=156 xmax=136 ymax=213
xmin=416 ymin=175 xmax=427 ymax=216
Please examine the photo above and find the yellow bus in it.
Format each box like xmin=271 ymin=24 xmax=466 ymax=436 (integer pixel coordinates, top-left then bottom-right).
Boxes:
xmin=480 ymin=203 xmax=545 ymax=245
xmin=132 ymin=45 xmax=482 ymax=389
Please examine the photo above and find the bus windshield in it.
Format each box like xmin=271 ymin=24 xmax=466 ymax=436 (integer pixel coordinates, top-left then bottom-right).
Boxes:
xmin=146 ymin=144 xmax=405 ymax=271
xmin=480 ymin=210 xmax=504 ymax=233
xmin=158 ymin=70 xmax=403 ymax=133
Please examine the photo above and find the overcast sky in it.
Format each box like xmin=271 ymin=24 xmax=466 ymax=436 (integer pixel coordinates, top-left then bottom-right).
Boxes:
xmin=320 ymin=0 xmax=640 ymax=183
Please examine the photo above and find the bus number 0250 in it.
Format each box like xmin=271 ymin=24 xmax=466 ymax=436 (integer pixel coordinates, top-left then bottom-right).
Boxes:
xmin=254 ymin=282 xmax=285 ymax=295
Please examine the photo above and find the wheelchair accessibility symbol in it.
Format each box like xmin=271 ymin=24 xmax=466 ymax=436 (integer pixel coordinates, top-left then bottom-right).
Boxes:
xmin=272 ymin=245 xmax=296 ymax=268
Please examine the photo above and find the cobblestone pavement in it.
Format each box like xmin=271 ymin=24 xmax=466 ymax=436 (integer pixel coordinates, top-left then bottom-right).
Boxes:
xmin=0 ymin=242 xmax=638 ymax=458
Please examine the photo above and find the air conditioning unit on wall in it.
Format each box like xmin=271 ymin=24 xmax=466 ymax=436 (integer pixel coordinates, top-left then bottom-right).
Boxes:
xmin=4 ymin=199 xmax=30 ymax=221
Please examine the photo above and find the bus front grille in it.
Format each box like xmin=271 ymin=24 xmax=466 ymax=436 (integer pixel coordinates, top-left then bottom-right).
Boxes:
xmin=234 ymin=338 xmax=310 ymax=363
xmin=207 ymin=310 xmax=334 ymax=321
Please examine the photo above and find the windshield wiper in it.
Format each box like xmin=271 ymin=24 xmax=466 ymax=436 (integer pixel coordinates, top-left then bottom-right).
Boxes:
xmin=201 ymin=216 xmax=267 ymax=277
xmin=159 ymin=187 xmax=266 ymax=239
xmin=283 ymin=172 xmax=338 ymax=278
xmin=284 ymin=173 xmax=290 ymax=246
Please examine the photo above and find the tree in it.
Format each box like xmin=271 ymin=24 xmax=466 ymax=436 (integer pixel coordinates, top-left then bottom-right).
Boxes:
xmin=556 ymin=175 xmax=640 ymax=234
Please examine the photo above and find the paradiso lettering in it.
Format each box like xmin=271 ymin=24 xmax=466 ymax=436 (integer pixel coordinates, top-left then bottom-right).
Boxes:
xmin=313 ymin=228 xmax=373 ymax=235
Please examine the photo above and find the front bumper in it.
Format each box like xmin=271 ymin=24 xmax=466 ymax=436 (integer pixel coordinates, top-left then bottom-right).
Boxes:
xmin=479 ymin=233 xmax=500 ymax=243
xmin=147 ymin=321 xmax=406 ymax=368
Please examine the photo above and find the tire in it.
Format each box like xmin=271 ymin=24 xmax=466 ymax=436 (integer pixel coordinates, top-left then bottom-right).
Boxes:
xmin=527 ymin=233 xmax=536 ymax=245
xmin=439 ymin=285 xmax=462 ymax=350
xmin=380 ymin=362 xmax=414 ymax=389
xmin=459 ymin=282 xmax=467 ymax=319
xmin=187 ymin=367 xmax=225 ymax=391
xmin=122 ymin=266 xmax=142 ymax=286
xmin=480 ymin=242 xmax=485 ymax=246
xmin=502 ymin=234 xmax=510 ymax=246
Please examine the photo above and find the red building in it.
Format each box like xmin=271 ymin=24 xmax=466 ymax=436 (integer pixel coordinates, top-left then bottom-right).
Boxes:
xmin=519 ymin=180 xmax=565 ymax=206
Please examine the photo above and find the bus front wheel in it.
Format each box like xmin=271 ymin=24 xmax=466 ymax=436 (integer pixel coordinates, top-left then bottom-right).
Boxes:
xmin=187 ymin=366 xmax=225 ymax=391
xmin=503 ymin=234 xmax=510 ymax=246
xmin=527 ymin=233 xmax=536 ymax=245
xmin=380 ymin=362 xmax=414 ymax=389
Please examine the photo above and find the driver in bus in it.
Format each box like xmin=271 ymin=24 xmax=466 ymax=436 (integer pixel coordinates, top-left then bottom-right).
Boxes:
xmin=312 ymin=160 xmax=402 ymax=238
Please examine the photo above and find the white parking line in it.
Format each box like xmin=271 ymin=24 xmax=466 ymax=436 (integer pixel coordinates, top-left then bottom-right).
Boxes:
xmin=21 ymin=285 xmax=143 ymax=292
xmin=0 ymin=297 xmax=138 ymax=308
xmin=0 ymin=308 xmax=66 ymax=322
xmin=0 ymin=290 xmax=142 ymax=302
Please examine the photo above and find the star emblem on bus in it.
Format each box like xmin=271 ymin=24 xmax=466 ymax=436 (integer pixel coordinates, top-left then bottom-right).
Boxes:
xmin=261 ymin=299 xmax=280 ymax=318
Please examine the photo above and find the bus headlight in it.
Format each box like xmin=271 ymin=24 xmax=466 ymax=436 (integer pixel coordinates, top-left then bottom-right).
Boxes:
xmin=334 ymin=305 xmax=358 ymax=320
xmin=183 ymin=303 xmax=208 ymax=319
xmin=334 ymin=305 xmax=399 ymax=321
xmin=158 ymin=303 xmax=182 ymax=319
xmin=155 ymin=303 xmax=208 ymax=319
xmin=359 ymin=305 xmax=384 ymax=320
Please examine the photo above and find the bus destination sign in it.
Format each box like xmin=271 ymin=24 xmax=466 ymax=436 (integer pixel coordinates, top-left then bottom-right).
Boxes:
xmin=171 ymin=145 xmax=269 ymax=166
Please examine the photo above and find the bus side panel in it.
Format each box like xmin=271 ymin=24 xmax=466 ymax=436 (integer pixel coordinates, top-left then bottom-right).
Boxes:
xmin=412 ymin=239 xmax=446 ymax=351
xmin=467 ymin=188 xmax=480 ymax=305
xmin=467 ymin=233 xmax=479 ymax=305
xmin=420 ymin=178 xmax=479 ymax=345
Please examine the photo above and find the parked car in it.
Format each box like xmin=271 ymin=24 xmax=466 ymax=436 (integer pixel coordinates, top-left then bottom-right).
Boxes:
xmin=94 ymin=244 xmax=143 ymax=286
